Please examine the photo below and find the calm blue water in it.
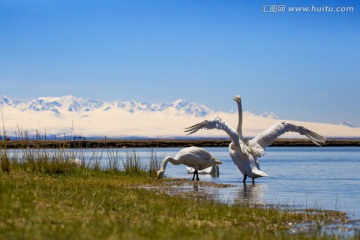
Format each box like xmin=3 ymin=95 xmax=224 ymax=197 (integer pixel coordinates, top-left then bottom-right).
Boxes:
xmin=9 ymin=147 xmax=360 ymax=220
xmin=123 ymin=147 xmax=360 ymax=221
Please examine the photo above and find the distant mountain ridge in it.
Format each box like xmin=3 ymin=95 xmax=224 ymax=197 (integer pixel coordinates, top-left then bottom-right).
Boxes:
xmin=1 ymin=95 xmax=358 ymax=138
xmin=0 ymin=95 xmax=356 ymax=126
xmin=0 ymin=95 xmax=212 ymax=117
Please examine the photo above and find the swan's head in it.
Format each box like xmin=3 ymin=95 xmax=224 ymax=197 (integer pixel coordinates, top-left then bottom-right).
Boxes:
xmin=157 ymin=169 xmax=164 ymax=179
xmin=233 ymin=95 xmax=241 ymax=103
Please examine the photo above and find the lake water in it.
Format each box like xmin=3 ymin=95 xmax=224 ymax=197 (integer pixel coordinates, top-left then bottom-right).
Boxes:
xmin=150 ymin=147 xmax=360 ymax=220
xmin=67 ymin=146 xmax=360 ymax=221
xmin=9 ymin=147 xmax=360 ymax=221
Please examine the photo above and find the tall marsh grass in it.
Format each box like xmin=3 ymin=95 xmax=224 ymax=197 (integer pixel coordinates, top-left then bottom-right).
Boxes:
xmin=123 ymin=150 xmax=145 ymax=174
xmin=0 ymin=125 xmax=161 ymax=176
xmin=148 ymin=148 xmax=162 ymax=176
xmin=0 ymin=144 xmax=162 ymax=176
xmin=0 ymin=148 xmax=10 ymax=173
xmin=1 ymin=148 xmax=83 ymax=174
xmin=106 ymin=148 xmax=121 ymax=171
xmin=122 ymin=149 xmax=162 ymax=176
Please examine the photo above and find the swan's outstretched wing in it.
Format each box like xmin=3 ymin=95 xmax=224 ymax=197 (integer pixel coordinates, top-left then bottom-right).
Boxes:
xmin=185 ymin=117 xmax=241 ymax=148
xmin=251 ymin=121 xmax=327 ymax=150
xmin=185 ymin=117 xmax=239 ymax=144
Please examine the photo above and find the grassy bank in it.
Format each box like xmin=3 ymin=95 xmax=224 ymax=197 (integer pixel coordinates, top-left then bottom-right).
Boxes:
xmin=0 ymin=148 xmax=353 ymax=239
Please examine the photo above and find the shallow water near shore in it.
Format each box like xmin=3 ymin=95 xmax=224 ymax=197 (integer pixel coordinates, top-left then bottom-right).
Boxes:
xmin=155 ymin=146 xmax=360 ymax=236
xmin=160 ymin=147 xmax=360 ymax=217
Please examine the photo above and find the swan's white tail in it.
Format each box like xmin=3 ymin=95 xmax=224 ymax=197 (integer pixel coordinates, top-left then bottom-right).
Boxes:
xmin=252 ymin=168 xmax=268 ymax=178
xmin=186 ymin=166 xmax=220 ymax=175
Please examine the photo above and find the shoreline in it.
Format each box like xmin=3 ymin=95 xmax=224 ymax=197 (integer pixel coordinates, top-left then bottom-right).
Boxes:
xmin=1 ymin=138 xmax=360 ymax=148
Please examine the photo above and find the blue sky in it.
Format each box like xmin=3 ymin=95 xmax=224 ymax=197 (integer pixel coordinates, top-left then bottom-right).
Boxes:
xmin=1 ymin=0 xmax=359 ymax=126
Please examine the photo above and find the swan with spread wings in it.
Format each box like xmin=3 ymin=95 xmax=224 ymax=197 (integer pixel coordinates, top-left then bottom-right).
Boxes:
xmin=185 ymin=96 xmax=326 ymax=183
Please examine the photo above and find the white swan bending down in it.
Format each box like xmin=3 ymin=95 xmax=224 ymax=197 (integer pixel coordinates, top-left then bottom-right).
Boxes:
xmin=185 ymin=96 xmax=326 ymax=183
xmin=157 ymin=146 xmax=223 ymax=181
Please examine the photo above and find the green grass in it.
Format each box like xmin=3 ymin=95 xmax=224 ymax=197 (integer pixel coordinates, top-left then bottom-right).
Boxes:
xmin=0 ymin=170 xmax=350 ymax=240
xmin=0 ymin=147 xmax=353 ymax=239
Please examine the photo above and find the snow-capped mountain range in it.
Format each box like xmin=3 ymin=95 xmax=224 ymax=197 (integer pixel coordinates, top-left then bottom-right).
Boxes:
xmin=0 ymin=96 xmax=211 ymax=117
xmin=0 ymin=95 xmax=359 ymax=138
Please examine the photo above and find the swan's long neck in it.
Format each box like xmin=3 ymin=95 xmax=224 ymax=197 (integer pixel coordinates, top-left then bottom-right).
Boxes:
xmin=160 ymin=156 xmax=178 ymax=171
xmin=236 ymin=100 xmax=244 ymax=140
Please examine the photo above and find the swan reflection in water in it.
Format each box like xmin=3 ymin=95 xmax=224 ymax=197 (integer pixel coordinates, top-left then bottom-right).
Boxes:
xmin=232 ymin=183 xmax=267 ymax=205
xmin=205 ymin=183 xmax=268 ymax=205
xmin=167 ymin=181 xmax=268 ymax=205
